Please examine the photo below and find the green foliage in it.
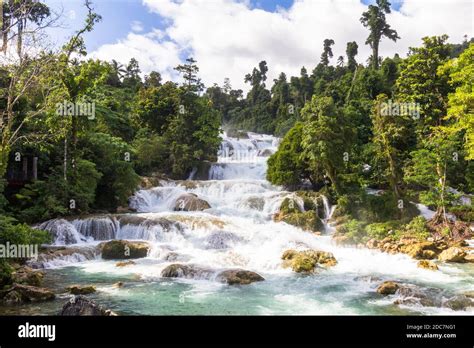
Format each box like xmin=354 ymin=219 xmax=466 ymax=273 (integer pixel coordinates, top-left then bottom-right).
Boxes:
xmin=365 ymin=221 xmax=401 ymax=240
xmin=402 ymin=216 xmax=430 ymax=240
xmin=338 ymin=219 xmax=367 ymax=243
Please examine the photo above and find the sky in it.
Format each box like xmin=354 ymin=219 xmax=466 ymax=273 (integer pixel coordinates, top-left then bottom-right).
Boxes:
xmin=44 ymin=0 xmax=473 ymax=91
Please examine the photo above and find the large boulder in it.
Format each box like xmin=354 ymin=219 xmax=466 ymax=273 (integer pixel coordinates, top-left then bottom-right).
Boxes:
xmin=438 ymin=247 xmax=467 ymax=262
xmin=216 ymin=269 xmax=264 ymax=285
xmin=276 ymin=211 xmax=324 ymax=233
xmin=442 ymin=295 xmax=474 ymax=311
xmin=59 ymin=296 xmax=117 ymax=316
xmin=400 ymin=241 xmax=439 ymax=260
xmin=174 ymin=193 xmax=211 ymax=212
xmin=376 ymin=281 xmax=399 ymax=295
xmin=282 ymin=249 xmax=337 ymax=273
xmin=100 ymin=240 xmax=149 ymax=260
xmin=2 ymin=283 xmax=55 ymax=304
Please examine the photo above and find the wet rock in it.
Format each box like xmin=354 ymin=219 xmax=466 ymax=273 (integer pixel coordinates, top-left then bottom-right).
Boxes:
xmin=393 ymin=285 xmax=439 ymax=307
xmin=116 ymin=260 xmax=136 ymax=267
xmin=442 ymin=295 xmax=474 ymax=311
xmin=276 ymin=211 xmax=324 ymax=233
xmin=204 ymin=231 xmax=242 ymax=250
xmin=282 ymin=249 xmax=337 ymax=273
xmin=216 ymin=269 xmax=264 ymax=285
xmin=174 ymin=193 xmax=211 ymax=211
xmin=11 ymin=266 xmax=44 ymax=286
xmin=438 ymin=247 xmax=466 ymax=262
xmin=36 ymin=219 xmax=85 ymax=245
xmin=417 ymin=260 xmax=438 ymax=271
xmin=332 ymin=234 xmax=352 ymax=246
xmin=464 ymin=254 xmax=474 ymax=263
xmin=113 ymin=282 xmax=124 ymax=288
xmin=258 ymin=148 xmax=274 ymax=157
xmin=66 ymin=285 xmax=96 ymax=295
xmin=29 ymin=246 xmax=101 ymax=269
xmin=376 ymin=281 xmax=399 ymax=295
xmin=401 ymin=241 xmax=439 ymax=260
xmin=59 ymin=295 xmax=117 ymax=316
xmin=161 ymin=264 xmax=214 ymax=279
xmin=100 ymin=240 xmax=149 ymax=260
xmin=2 ymin=283 xmax=55 ymax=304
xmin=366 ymin=239 xmax=379 ymax=249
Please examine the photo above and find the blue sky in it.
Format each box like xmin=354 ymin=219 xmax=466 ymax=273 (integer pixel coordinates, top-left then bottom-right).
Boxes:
xmin=44 ymin=0 xmax=472 ymax=91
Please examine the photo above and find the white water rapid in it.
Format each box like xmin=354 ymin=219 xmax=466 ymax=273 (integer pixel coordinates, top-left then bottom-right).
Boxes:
xmin=33 ymin=131 xmax=473 ymax=315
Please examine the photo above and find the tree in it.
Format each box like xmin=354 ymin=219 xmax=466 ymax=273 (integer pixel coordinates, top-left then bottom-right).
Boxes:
xmin=301 ymin=96 xmax=348 ymax=194
xmin=320 ymin=39 xmax=335 ymax=66
xmin=346 ymin=41 xmax=359 ymax=71
xmin=438 ymin=43 xmax=474 ymax=160
xmin=175 ymin=57 xmax=204 ymax=93
xmin=396 ymin=35 xmax=451 ymax=138
xmin=360 ymin=0 xmax=399 ymax=69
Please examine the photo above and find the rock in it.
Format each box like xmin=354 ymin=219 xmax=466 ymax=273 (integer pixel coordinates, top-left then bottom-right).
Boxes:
xmin=464 ymin=254 xmax=474 ymax=263
xmin=116 ymin=260 xmax=136 ymax=267
xmin=2 ymin=283 xmax=55 ymax=304
xmin=216 ymin=269 xmax=264 ymax=285
xmin=281 ymin=249 xmax=337 ymax=273
xmin=402 ymin=242 xmax=439 ymax=260
xmin=332 ymin=234 xmax=352 ymax=246
xmin=376 ymin=281 xmax=399 ymax=295
xmin=59 ymin=296 xmax=117 ymax=316
xmin=438 ymin=247 xmax=466 ymax=262
xmin=366 ymin=239 xmax=379 ymax=249
xmin=443 ymin=295 xmax=474 ymax=311
xmin=11 ymin=266 xmax=44 ymax=286
xmin=258 ymin=148 xmax=274 ymax=157
xmin=174 ymin=193 xmax=211 ymax=211
xmin=463 ymin=291 xmax=474 ymax=298
xmin=417 ymin=260 xmax=438 ymax=271
xmin=29 ymin=245 xmax=100 ymax=269
xmin=276 ymin=211 xmax=324 ymax=233
xmin=203 ymin=231 xmax=242 ymax=249
xmin=394 ymin=285 xmax=439 ymax=307
xmin=113 ymin=282 xmax=124 ymax=288
xmin=66 ymin=285 xmax=96 ymax=295
xmin=161 ymin=264 xmax=214 ymax=279
xmin=278 ymin=197 xmax=302 ymax=215
xmin=100 ymin=240 xmax=149 ymax=260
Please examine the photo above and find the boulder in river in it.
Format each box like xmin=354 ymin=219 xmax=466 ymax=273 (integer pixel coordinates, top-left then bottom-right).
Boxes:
xmin=100 ymin=240 xmax=150 ymax=260
xmin=174 ymin=193 xmax=211 ymax=211
xmin=438 ymin=247 xmax=467 ymax=262
xmin=376 ymin=281 xmax=399 ymax=295
xmin=59 ymin=296 xmax=117 ymax=316
xmin=116 ymin=260 xmax=136 ymax=267
xmin=417 ymin=260 xmax=439 ymax=271
xmin=442 ymin=295 xmax=474 ymax=311
xmin=1 ymin=283 xmax=55 ymax=304
xmin=66 ymin=285 xmax=97 ymax=295
xmin=161 ymin=264 xmax=214 ymax=279
xmin=282 ymin=249 xmax=337 ymax=273
xmin=216 ymin=269 xmax=264 ymax=285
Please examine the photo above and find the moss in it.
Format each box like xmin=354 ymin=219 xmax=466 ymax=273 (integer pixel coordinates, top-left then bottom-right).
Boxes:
xmin=0 ymin=261 xmax=13 ymax=288
xmin=281 ymin=211 xmax=324 ymax=232
xmin=279 ymin=197 xmax=301 ymax=215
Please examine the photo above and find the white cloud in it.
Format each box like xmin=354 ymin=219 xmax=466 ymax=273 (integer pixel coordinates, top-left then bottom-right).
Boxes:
xmin=91 ymin=0 xmax=473 ymax=92
xmin=131 ymin=20 xmax=144 ymax=33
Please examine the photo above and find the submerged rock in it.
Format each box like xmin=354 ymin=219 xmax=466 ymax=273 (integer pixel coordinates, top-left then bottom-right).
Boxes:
xmin=203 ymin=231 xmax=242 ymax=249
xmin=174 ymin=193 xmax=211 ymax=211
xmin=442 ymin=295 xmax=474 ymax=311
xmin=66 ymin=285 xmax=96 ymax=295
xmin=282 ymin=249 xmax=337 ymax=273
xmin=100 ymin=240 xmax=150 ymax=260
xmin=438 ymin=247 xmax=466 ymax=262
xmin=161 ymin=264 xmax=214 ymax=279
xmin=216 ymin=269 xmax=264 ymax=285
xmin=2 ymin=283 xmax=55 ymax=304
xmin=59 ymin=296 xmax=117 ymax=316
xmin=376 ymin=281 xmax=399 ymax=295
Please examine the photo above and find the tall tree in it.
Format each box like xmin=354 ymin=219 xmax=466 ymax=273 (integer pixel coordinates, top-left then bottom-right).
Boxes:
xmin=346 ymin=41 xmax=359 ymax=71
xmin=360 ymin=0 xmax=399 ymax=69
xmin=320 ymin=39 xmax=335 ymax=66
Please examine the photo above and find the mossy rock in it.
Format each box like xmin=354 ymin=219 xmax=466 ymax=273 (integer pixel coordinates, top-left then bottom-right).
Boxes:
xmin=100 ymin=240 xmax=149 ymax=260
xmin=285 ymin=211 xmax=324 ymax=232
xmin=279 ymin=197 xmax=302 ymax=215
xmin=295 ymin=191 xmax=327 ymax=218
xmin=376 ymin=281 xmax=399 ymax=295
xmin=66 ymin=285 xmax=96 ymax=295
xmin=417 ymin=260 xmax=438 ymax=271
xmin=282 ymin=249 xmax=337 ymax=273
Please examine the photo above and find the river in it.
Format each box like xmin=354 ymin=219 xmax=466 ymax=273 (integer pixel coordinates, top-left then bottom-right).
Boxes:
xmin=4 ymin=132 xmax=473 ymax=315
